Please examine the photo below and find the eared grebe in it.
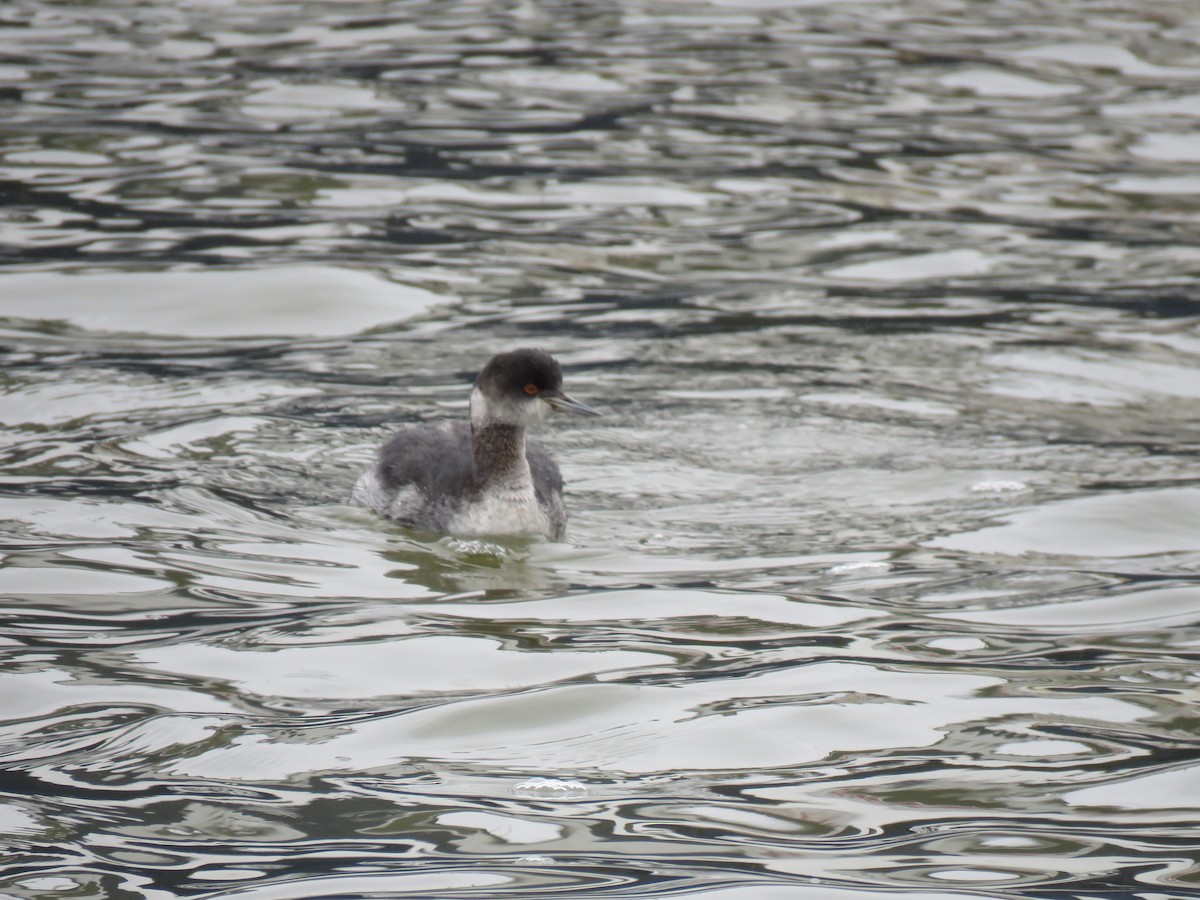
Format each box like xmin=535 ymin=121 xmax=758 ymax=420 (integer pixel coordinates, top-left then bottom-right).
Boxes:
xmin=351 ymin=348 xmax=601 ymax=539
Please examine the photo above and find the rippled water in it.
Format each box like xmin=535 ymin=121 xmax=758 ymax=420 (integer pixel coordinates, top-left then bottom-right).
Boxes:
xmin=3 ymin=1 xmax=1200 ymax=897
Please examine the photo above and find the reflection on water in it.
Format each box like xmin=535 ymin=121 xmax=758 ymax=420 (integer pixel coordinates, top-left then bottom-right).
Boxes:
xmin=3 ymin=0 xmax=1200 ymax=897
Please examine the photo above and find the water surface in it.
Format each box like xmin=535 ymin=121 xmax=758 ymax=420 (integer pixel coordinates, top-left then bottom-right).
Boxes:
xmin=2 ymin=1 xmax=1200 ymax=898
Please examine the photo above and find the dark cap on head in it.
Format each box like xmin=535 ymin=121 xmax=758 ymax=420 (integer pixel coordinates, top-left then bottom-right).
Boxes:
xmin=476 ymin=348 xmax=563 ymax=395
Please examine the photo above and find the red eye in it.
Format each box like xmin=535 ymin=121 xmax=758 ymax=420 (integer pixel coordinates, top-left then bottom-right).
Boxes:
xmin=524 ymin=383 xmax=540 ymax=395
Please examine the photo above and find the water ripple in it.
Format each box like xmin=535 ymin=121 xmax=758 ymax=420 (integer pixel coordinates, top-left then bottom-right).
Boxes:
xmin=4 ymin=0 xmax=1200 ymax=897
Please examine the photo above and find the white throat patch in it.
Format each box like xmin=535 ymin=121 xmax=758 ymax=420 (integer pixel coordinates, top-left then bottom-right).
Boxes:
xmin=470 ymin=385 xmax=551 ymax=427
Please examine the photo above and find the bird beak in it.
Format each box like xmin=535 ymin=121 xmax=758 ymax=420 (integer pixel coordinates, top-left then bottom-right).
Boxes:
xmin=543 ymin=391 xmax=602 ymax=417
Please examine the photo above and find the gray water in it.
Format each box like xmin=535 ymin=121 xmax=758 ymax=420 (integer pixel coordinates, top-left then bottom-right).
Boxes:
xmin=2 ymin=1 xmax=1200 ymax=898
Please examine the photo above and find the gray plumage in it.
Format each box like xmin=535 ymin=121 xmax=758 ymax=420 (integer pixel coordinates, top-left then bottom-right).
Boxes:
xmin=351 ymin=349 xmax=600 ymax=539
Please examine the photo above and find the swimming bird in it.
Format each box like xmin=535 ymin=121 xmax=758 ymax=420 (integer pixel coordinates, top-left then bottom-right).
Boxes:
xmin=351 ymin=348 xmax=601 ymax=539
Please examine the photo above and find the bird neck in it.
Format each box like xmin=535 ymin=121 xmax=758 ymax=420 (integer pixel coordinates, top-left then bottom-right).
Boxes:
xmin=471 ymin=422 xmax=531 ymax=489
